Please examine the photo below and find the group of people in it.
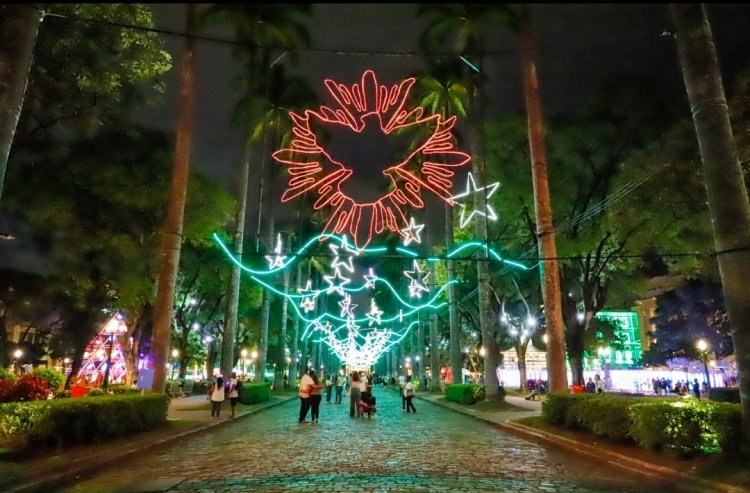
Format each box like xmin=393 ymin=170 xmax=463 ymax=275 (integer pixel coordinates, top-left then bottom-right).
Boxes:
xmin=298 ymin=369 xmax=392 ymax=423
xmin=208 ymin=371 xmax=241 ymax=419
xmin=584 ymin=374 xmax=605 ymax=394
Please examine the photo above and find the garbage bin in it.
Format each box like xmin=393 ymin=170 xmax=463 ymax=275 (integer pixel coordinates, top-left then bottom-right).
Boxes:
xmin=571 ymin=384 xmax=585 ymax=394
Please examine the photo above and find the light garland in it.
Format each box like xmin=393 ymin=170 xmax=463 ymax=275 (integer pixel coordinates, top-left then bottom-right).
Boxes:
xmin=450 ymin=172 xmax=500 ymax=229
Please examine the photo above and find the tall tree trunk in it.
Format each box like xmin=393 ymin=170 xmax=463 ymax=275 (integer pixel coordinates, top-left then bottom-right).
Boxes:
xmin=150 ymin=4 xmax=196 ymax=393
xmin=468 ymin=74 xmax=500 ymax=400
xmin=429 ymin=263 xmax=441 ymax=392
xmin=519 ymin=5 xmax=568 ymax=394
xmin=257 ymin=220 xmax=274 ymax=383
xmin=275 ymin=263 xmax=290 ymax=387
xmin=445 ymin=202 xmax=461 ymax=386
xmin=220 ymin=134 xmax=252 ymax=378
xmin=289 ymin=260 xmax=302 ymax=388
xmin=671 ymin=3 xmax=750 ymax=443
xmin=0 ymin=4 xmax=41 ymax=204
xmin=517 ymin=341 xmax=528 ymax=392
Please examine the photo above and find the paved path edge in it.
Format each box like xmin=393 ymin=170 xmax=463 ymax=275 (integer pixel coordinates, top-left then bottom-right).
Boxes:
xmin=6 ymin=395 xmax=297 ymax=493
xmin=418 ymin=394 xmax=749 ymax=493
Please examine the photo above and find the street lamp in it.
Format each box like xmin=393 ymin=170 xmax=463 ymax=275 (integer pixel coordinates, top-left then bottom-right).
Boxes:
xmin=171 ymin=349 xmax=179 ymax=380
xmin=103 ymin=315 xmax=127 ymax=388
xmin=696 ymin=339 xmax=711 ymax=390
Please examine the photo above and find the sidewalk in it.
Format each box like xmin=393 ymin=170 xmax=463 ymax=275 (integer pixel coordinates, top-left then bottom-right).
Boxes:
xmin=2 ymin=393 xmax=297 ymax=493
xmin=416 ymin=392 xmax=749 ymax=493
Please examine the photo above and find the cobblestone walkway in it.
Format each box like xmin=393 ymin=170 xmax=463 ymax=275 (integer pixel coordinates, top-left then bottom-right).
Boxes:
xmin=57 ymin=388 xmax=687 ymax=493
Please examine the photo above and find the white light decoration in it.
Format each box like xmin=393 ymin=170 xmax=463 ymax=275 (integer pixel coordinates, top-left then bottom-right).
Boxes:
xmin=366 ymin=299 xmax=384 ymax=326
xmin=313 ymin=319 xmax=397 ymax=369
xmin=265 ymin=233 xmax=287 ymax=269
xmin=298 ymin=279 xmax=316 ymax=313
xmin=401 ymin=217 xmax=425 ymax=246
xmin=338 ymin=293 xmax=358 ymax=318
xmin=404 ymin=260 xmax=430 ymax=298
xmin=449 ymin=172 xmax=500 ymax=228
xmin=329 ymin=241 xmax=355 ymax=273
xmin=323 ymin=267 xmax=352 ymax=296
xmin=363 ymin=268 xmax=378 ymax=289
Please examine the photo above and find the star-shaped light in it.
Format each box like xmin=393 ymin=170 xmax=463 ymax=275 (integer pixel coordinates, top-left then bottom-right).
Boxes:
xmin=401 ymin=217 xmax=425 ymax=246
xmin=265 ymin=233 xmax=287 ymax=269
xmin=404 ymin=260 xmax=431 ymax=298
xmin=363 ymin=268 xmax=378 ymax=289
xmin=449 ymin=172 xmax=500 ymax=228
xmin=324 ymin=267 xmax=351 ymax=296
xmin=298 ymin=279 xmax=317 ymax=313
xmin=366 ymin=299 xmax=384 ymax=326
xmin=338 ymin=293 xmax=358 ymax=318
xmin=329 ymin=242 xmax=355 ymax=273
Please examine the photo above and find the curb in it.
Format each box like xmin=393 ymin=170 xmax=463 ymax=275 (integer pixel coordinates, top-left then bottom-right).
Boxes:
xmin=7 ymin=395 xmax=296 ymax=493
xmin=419 ymin=395 xmax=748 ymax=493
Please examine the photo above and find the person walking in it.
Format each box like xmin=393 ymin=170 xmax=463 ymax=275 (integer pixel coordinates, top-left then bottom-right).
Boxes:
xmin=227 ymin=371 xmax=240 ymax=419
xmin=298 ymin=368 xmax=314 ymax=423
xmin=398 ymin=373 xmax=406 ymax=411
xmin=404 ymin=375 xmax=416 ymax=414
xmin=210 ymin=376 xmax=225 ymax=419
xmin=349 ymin=371 xmax=362 ymax=417
xmin=309 ymin=370 xmax=323 ymax=423
xmin=334 ymin=372 xmax=344 ymax=404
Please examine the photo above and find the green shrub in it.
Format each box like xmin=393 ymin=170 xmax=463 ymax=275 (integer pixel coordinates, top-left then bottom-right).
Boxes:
xmin=0 ymin=400 xmax=51 ymax=435
xmin=26 ymin=393 xmax=168 ymax=447
xmin=708 ymin=387 xmax=740 ymax=403
xmin=33 ymin=368 xmax=65 ymax=392
xmin=238 ymin=383 xmax=271 ymax=405
xmin=86 ymin=388 xmax=106 ymax=397
xmin=0 ymin=368 xmax=18 ymax=384
xmin=542 ymin=393 xmax=585 ymax=426
xmin=445 ymin=384 xmax=485 ymax=405
xmin=629 ymin=399 xmax=741 ymax=456
xmin=577 ymin=396 xmax=632 ymax=441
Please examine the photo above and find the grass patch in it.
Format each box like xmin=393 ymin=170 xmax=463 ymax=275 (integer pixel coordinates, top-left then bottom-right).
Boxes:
xmin=514 ymin=416 xmax=750 ymax=490
xmin=445 ymin=398 xmax=528 ymax=413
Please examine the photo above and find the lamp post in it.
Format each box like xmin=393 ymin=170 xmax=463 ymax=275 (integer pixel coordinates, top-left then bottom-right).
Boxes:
xmin=241 ymin=349 xmax=248 ymax=378
xmin=171 ymin=349 xmax=179 ymax=380
xmin=103 ymin=315 xmax=127 ymax=389
xmin=696 ymin=339 xmax=711 ymax=390
xmin=12 ymin=349 xmax=22 ymax=375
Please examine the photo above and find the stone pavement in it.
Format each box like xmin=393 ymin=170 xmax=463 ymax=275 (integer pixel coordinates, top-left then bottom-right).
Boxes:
xmin=50 ymin=387 xmax=689 ymax=493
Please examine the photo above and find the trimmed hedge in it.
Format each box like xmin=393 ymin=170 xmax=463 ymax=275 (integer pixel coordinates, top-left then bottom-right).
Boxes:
xmin=709 ymin=387 xmax=740 ymax=403
xmin=238 ymin=383 xmax=271 ymax=405
xmin=445 ymin=384 xmax=486 ymax=405
xmin=542 ymin=394 xmax=742 ymax=455
xmin=0 ymin=393 xmax=168 ymax=448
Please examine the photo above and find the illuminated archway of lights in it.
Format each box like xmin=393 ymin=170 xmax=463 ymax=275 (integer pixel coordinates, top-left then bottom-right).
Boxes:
xmin=272 ymin=69 xmax=471 ymax=249
xmin=306 ymin=318 xmax=417 ymax=368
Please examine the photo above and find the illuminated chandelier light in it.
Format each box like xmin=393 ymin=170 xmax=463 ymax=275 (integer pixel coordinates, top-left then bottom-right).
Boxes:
xmin=265 ymin=233 xmax=287 ymax=269
xmin=272 ymin=69 xmax=471 ymax=248
xmin=311 ymin=318 xmax=416 ymax=368
xmin=401 ymin=217 xmax=425 ymax=246
xmin=449 ymin=172 xmax=500 ymax=229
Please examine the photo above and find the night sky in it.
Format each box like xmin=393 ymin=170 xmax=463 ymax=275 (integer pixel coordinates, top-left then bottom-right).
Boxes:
xmin=3 ymin=4 xmax=750 ymax=268
xmin=133 ymin=3 xmax=750 ymax=245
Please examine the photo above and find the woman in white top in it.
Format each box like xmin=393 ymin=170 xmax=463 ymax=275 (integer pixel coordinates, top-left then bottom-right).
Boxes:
xmin=210 ymin=376 xmax=225 ymax=418
xmin=227 ymin=372 xmax=240 ymax=419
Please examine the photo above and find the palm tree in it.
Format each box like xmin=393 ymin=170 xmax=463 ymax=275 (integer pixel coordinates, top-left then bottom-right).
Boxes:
xmin=0 ymin=4 xmax=42 ymax=205
xmin=151 ymin=4 xmax=197 ymax=392
xmin=671 ymin=3 xmax=750 ymax=443
xmin=419 ymin=4 xmax=513 ymax=399
xmin=412 ymin=59 xmax=468 ymax=390
xmin=201 ymin=4 xmax=311 ymax=379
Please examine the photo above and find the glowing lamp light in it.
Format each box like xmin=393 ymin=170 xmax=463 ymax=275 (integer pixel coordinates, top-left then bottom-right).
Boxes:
xmin=696 ymin=339 xmax=708 ymax=352
xmin=13 ymin=349 xmax=22 ymax=359
xmin=171 ymin=349 xmax=179 ymax=358
xmin=526 ymin=316 xmax=537 ymax=327
xmin=479 ymin=347 xmax=486 ymax=357
xmin=251 ymin=350 xmax=258 ymax=360
xmin=241 ymin=349 xmax=248 ymax=357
